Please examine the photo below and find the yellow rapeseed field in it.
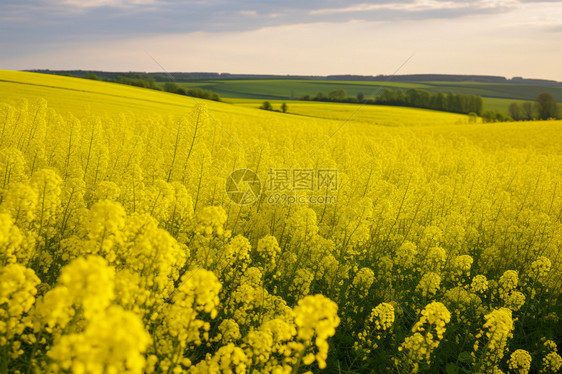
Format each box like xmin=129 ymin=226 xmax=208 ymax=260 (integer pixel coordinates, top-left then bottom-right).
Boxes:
xmin=0 ymin=70 xmax=561 ymax=374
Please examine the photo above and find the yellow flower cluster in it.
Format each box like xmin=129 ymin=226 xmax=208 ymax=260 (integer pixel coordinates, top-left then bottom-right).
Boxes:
xmin=542 ymin=352 xmax=562 ymax=373
xmin=293 ymin=294 xmax=340 ymax=369
xmin=473 ymin=308 xmax=514 ymax=373
xmin=153 ymin=269 xmax=221 ymax=372
xmin=214 ymin=319 xmax=241 ymax=344
xmin=453 ymin=254 xmax=473 ymax=275
xmin=256 ymin=235 xmax=281 ymax=274
xmin=416 ymin=272 xmax=442 ymax=298
xmin=398 ymin=302 xmax=451 ymax=372
xmin=355 ymin=302 xmax=395 ymax=358
xmin=422 ymin=246 xmax=446 ymax=273
xmin=471 ymin=275 xmax=489 ymax=293
xmin=351 ymin=267 xmax=376 ymax=295
xmin=394 ymin=241 xmax=418 ymax=268
xmin=0 ymin=263 xmax=39 ymax=357
xmin=190 ymin=343 xmax=248 ymax=374
xmin=0 ymin=214 xmax=24 ymax=266
xmin=508 ymin=349 xmax=532 ymax=374
xmin=541 ymin=339 xmax=562 ymax=373
xmin=49 ymin=305 xmax=150 ymax=374
xmin=530 ymin=256 xmax=552 ymax=280
xmin=443 ymin=286 xmax=482 ymax=323
xmin=495 ymin=270 xmax=527 ymax=311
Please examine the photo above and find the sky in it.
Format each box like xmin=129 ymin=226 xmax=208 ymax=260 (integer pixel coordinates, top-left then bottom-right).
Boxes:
xmin=1 ymin=0 xmax=562 ymax=80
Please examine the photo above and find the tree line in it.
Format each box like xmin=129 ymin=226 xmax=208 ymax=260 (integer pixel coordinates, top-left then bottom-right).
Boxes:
xmin=162 ymin=82 xmax=221 ymax=102
xmin=302 ymin=88 xmax=483 ymax=115
xmin=507 ymin=93 xmax=559 ymax=121
xmin=85 ymin=73 xmax=221 ymax=102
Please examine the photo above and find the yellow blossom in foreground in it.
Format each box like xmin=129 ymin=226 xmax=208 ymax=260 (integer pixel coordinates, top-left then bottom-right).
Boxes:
xmin=473 ymin=308 xmax=514 ymax=373
xmin=508 ymin=349 xmax=532 ymax=374
xmin=530 ymin=256 xmax=551 ymax=280
xmin=499 ymin=270 xmax=519 ymax=298
xmin=0 ymin=263 xmax=40 ymax=350
xmin=0 ymin=214 xmax=24 ymax=266
xmin=215 ymin=319 xmax=242 ymax=344
xmin=416 ymin=272 xmax=441 ymax=297
xmin=355 ymin=302 xmax=395 ymax=357
xmin=453 ymin=254 xmax=473 ymax=275
xmin=471 ymin=275 xmax=489 ymax=293
xmin=542 ymin=351 xmax=562 ymax=373
xmin=394 ymin=241 xmax=418 ymax=268
xmin=190 ymin=343 xmax=248 ymax=374
xmin=256 ymin=235 xmax=281 ymax=272
xmin=398 ymin=302 xmax=451 ymax=373
xmin=58 ymin=255 xmax=115 ymax=320
xmin=294 ymin=294 xmax=340 ymax=369
xmin=49 ymin=305 xmax=150 ymax=374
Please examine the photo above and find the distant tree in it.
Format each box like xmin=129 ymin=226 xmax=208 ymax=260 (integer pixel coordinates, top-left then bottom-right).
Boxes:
xmin=314 ymin=92 xmax=326 ymax=101
xmin=85 ymin=73 xmax=99 ymax=80
xmin=536 ymin=92 xmax=557 ymax=120
xmin=116 ymin=75 xmax=161 ymax=90
xmin=377 ymin=89 xmax=393 ymax=104
xmin=281 ymin=102 xmax=288 ymax=113
xmin=186 ymin=88 xmax=221 ymax=101
xmin=328 ymin=89 xmax=347 ymax=101
xmin=431 ymin=92 xmax=447 ymax=111
xmin=521 ymin=102 xmax=534 ymax=120
xmin=495 ymin=112 xmax=512 ymax=122
xmin=164 ymin=82 xmax=180 ymax=93
xmin=469 ymin=95 xmax=484 ymax=115
xmin=468 ymin=112 xmax=478 ymax=123
xmin=483 ymin=111 xmax=511 ymax=123
xmin=508 ymin=103 xmax=521 ymax=121
xmin=357 ymin=92 xmax=365 ymax=102
xmin=482 ymin=111 xmax=498 ymax=123
xmin=406 ymin=89 xmax=421 ymax=107
xmin=260 ymin=101 xmax=273 ymax=111
xmin=418 ymin=90 xmax=431 ymax=108
xmin=302 ymin=95 xmax=311 ymax=101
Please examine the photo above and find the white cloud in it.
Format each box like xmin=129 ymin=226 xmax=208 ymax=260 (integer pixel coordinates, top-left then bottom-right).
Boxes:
xmin=238 ymin=10 xmax=257 ymax=16
xmin=310 ymin=0 xmax=524 ymax=15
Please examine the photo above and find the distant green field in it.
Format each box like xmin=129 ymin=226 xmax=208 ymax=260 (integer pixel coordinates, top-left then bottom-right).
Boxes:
xmin=171 ymin=80 xmax=426 ymax=100
xmin=169 ymin=79 xmax=562 ymax=102
xmin=166 ymin=79 xmax=562 ymax=116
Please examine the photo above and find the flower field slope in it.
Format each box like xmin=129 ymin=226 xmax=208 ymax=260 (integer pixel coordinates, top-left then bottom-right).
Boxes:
xmin=235 ymin=100 xmax=470 ymax=127
xmin=0 ymin=70 xmax=561 ymax=374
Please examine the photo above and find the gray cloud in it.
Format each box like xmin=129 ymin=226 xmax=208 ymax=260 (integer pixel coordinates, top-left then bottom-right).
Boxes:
xmin=1 ymin=0 xmax=524 ymax=40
